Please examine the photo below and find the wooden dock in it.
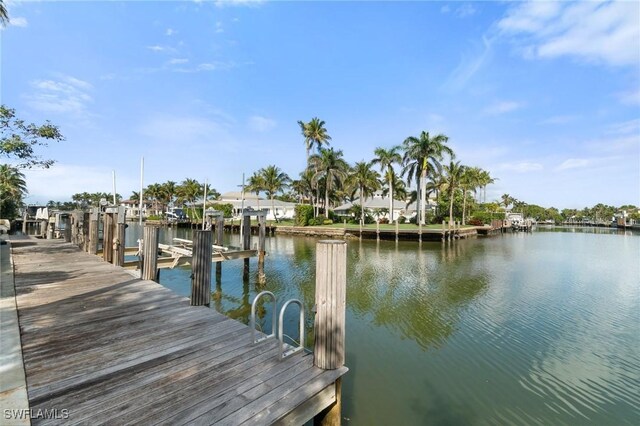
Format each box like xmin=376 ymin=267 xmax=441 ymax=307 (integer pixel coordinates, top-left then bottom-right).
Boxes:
xmin=7 ymin=237 xmax=346 ymax=425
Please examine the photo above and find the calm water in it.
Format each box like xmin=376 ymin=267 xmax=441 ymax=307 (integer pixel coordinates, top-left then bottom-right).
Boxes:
xmin=126 ymin=226 xmax=640 ymax=425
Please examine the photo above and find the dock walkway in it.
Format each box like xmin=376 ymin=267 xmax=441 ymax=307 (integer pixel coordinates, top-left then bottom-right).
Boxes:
xmin=6 ymin=237 xmax=345 ymax=425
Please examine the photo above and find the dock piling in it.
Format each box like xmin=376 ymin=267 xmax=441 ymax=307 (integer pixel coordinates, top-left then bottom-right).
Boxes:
xmin=141 ymin=225 xmax=159 ymax=282
xmin=88 ymin=210 xmax=99 ymax=254
xmin=102 ymin=213 xmax=114 ymax=262
xmin=191 ymin=230 xmax=212 ymax=306
xmin=313 ymin=240 xmax=347 ymax=425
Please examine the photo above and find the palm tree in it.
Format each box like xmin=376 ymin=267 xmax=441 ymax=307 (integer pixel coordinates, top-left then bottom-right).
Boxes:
xmin=347 ymin=161 xmax=381 ymax=225
xmin=442 ymin=161 xmax=465 ymax=225
xmin=372 ymin=146 xmax=402 ymax=222
xmin=308 ymin=148 xmax=350 ymax=217
xmin=478 ymin=169 xmax=496 ymax=203
xmin=246 ymin=172 xmax=265 ymax=211
xmin=501 ymin=193 xmax=514 ymax=210
xmin=177 ymin=178 xmax=202 ymax=219
xmin=260 ymin=165 xmax=290 ymax=223
xmin=291 ymin=169 xmax=314 ymax=205
xmin=297 ymin=117 xmax=332 ymax=165
xmin=0 ymin=1 xmax=9 ymax=27
xmin=460 ymin=167 xmax=481 ymax=225
xmin=402 ymin=131 xmax=454 ymax=225
xmin=0 ymin=164 xmax=27 ymax=218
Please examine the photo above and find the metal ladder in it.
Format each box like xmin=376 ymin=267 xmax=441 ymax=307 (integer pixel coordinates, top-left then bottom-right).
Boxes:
xmin=250 ymin=291 xmax=305 ymax=360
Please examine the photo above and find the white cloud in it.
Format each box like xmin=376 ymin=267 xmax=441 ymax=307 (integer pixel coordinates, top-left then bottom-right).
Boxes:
xmin=168 ymin=58 xmax=189 ymax=65
xmin=215 ymin=21 xmax=224 ymax=33
xmin=248 ymin=115 xmax=276 ymax=133
xmin=498 ymin=1 xmax=640 ymax=67
xmin=540 ymin=115 xmax=579 ymax=125
xmin=456 ymin=4 xmax=476 ymax=18
xmin=617 ymin=88 xmax=640 ymax=106
xmin=9 ymin=16 xmax=28 ymax=27
xmin=214 ymin=0 xmax=265 ymax=8
xmin=556 ymin=158 xmax=590 ymax=171
xmin=165 ymin=28 xmax=176 ymax=36
xmin=499 ymin=161 xmax=543 ymax=173
xmin=606 ymin=118 xmax=640 ymax=136
xmin=22 ymin=164 xmax=137 ymax=202
xmin=25 ymin=75 xmax=93 ymax=116
xmin=444 ymin=35 xmax=494 ymax=90
xmin=440 ymin=5 xmax=450 ymax=14
xmin=484 ymin=100 xmax=524 ymax=115
xmin=146 ymin=45 xmax=177 ymax=54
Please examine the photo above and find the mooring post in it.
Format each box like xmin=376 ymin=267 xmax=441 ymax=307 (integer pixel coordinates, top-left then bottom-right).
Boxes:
xmin=141 ymin=225 xmax=159 ymax=281
xmin=114 ymin=206 xmax=126 ymax=267
xmin=242 ymin=213 xmax=251 ymax=278
xmin=418 ymin=220 xmax=422 ymax=243
xmin=442 ymin=220 xmax=446 ymax=241
xmin=62 ymin=215 xmax=71 ymax=243
xmin=82 ymin=212 xmax=90 ymax=251
xmin=88 ymin=210 xmax=99 ymax=254
xmin=191 ymin=230 xmax=212 ymax=306
xmin=313 ymin=240 xmax=347 ymax=426
xmin=258 ymin=213 xmax=266 ymax=282
xmin=102 ymin=213 xmax=114 ymax=262
xmin=70 ymin=214 xmax=77 ymax=245
xmin=215 ymin=215 xmax=224 ymax=246
xmin=376 ymin=220 xmax=380 ymax=241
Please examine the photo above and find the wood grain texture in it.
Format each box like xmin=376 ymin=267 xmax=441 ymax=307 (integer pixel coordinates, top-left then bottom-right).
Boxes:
xmin=10 ymin=237 xmax=347 ymax=425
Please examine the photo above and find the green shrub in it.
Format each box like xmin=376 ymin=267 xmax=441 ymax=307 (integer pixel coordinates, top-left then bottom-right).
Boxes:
xmin=409 ymin=215 xmax=417 ymax=224
xmin=211 ymin=203 xmax=233 ymax=218
xmin=294 ymin=204 xmax=314 ymax=226
xmin=378 ymin=217 xmax=389 ymax=224
xmin=323 ymin=219 xmax=333 ymax=225
xmin=469 ymin=212 xmax=493 ymax=225
xmin=468 ymin=218 xmax=484 ymax=226
xmin=397 ymin=215 xmax=407 ymax=224
xmin=148 ymin=214 xmax=162 ymax=220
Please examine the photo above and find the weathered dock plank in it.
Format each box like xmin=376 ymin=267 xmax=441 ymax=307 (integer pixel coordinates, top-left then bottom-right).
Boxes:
xmin=8 ymin=238 xmax=346 ymax=425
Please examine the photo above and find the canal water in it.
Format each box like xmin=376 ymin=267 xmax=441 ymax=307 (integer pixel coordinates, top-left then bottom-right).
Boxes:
xmin=126 ymin=226 xmax=639 ymax=425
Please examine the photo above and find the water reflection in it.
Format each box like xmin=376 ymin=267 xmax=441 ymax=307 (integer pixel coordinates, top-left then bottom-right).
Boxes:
xmin=125 ymin=224 xmax=639 ymax=425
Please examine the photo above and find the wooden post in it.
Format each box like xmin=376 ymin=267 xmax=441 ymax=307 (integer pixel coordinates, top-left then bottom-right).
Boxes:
xmin=141 ymin=225 xmax=159 ymax=281
xmin=70 ymin=214 xmax=78 ymax=244
xmin=102 ymin=213 xmax=114 ymax=262
xmin=63 ymin=215 xmax=71 ymax=242
xmin=21 ymin=212 xmax=27 ymax=234
xmin=442 ymin=220 xmax=446 ymax=241
xmin=82 ymin=212 xmax=90 ymax=251
xmin=89 ymin=210 xmax=99 ymax=254
xmin=418 ymin=220 xmax=422 ymax=243
xmin=258 ymin=213 xmax=266 ymax=283
xmin=242 ymin=214 xmax=251 ymax=250
xmin=215 ymin=215 xmax=224 ymax=246
xmin=313 ymin=240 xmax=346 ymax=426
xmin=114 ymin=206 xmax=126 ymax=267
xmin=191 ymin=230 xmax=212 ymax=306
xmin=376 ymin=220 xmax=380 ymax=241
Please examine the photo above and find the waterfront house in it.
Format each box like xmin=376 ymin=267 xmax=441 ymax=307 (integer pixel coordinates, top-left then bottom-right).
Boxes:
xmin=333 ymin=192 xmax=426 ymax=221
xmin=217 ymin=191 xmax=297 ymax=221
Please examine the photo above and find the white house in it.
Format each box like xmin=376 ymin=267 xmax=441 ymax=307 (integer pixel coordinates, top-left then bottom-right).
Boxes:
xmin=333 ymin=192 xmax=432 ymax=220
xmin=217 ymin=191 xmax=297 ymax=221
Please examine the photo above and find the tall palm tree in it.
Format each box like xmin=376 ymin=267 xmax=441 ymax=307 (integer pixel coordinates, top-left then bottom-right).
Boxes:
xmin=442 ymin=161 xmax=465 ymax=225
xmin=291 ymin=169 xmax=314 ymax=205
xmin=177 ymin=178 xmax=202 ymax=219
xmin=501 ymin=193 xmax=514 ymax=210
xmin=246 ymin=172 xmax=265 ymax=211
xmin=0 ymin=164 xmax=27 ymax=218
xmin=347 ymin=161 xmax=381 ymax=225
xmin=460 ymin=167 xmax=481 ymax=225
xmin=0 ymin=1 xmax=9 ymax=27
xmin=308 ymin=148 xmax=350 ymax=217
xmin=297 ymin=117 xmax=332 ymax=165
xmin=402 ymin=131 xmax=454 ymax=225
xmin=477 ymin=169 xmax=496 ymax=203
xmin=372 ymin=146 xmax=402 ymax=222
xmin=260 ymin=165 xmax=290 ymax=223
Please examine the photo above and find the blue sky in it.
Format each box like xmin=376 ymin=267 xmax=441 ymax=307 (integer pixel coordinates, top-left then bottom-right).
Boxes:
xmin=2 ymin=0 xmax=639 ymax=208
